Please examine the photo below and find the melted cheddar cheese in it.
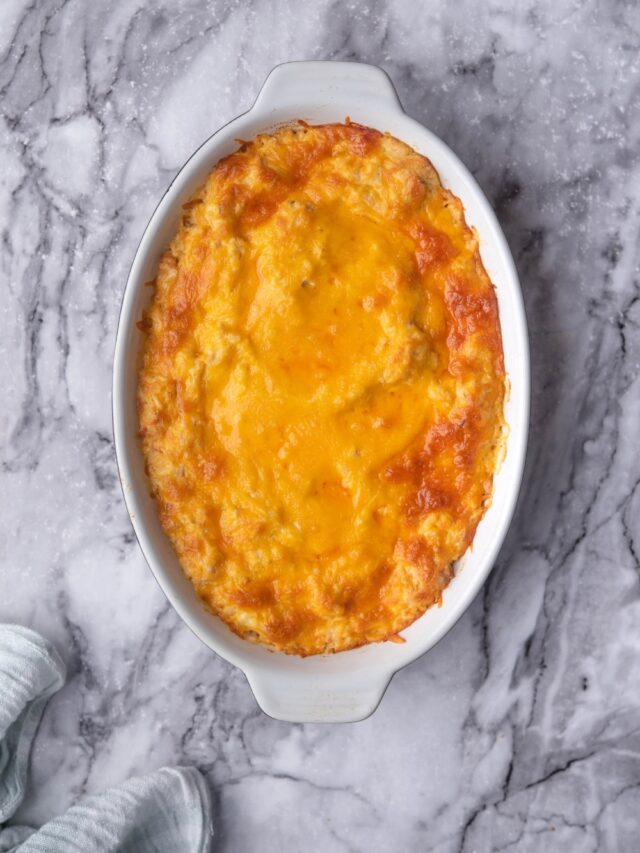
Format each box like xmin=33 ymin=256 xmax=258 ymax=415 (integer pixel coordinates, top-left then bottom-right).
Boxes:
xmin=138 ymin=122 xmax=505 ymax=655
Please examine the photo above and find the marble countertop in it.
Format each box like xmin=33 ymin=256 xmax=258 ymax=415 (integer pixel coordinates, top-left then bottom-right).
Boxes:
xmin=1 ymin=1 xmax=639 ymax=850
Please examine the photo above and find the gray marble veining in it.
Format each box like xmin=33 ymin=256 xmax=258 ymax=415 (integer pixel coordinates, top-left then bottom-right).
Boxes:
xmin=1 ymin=1 xmax=639 ymax=850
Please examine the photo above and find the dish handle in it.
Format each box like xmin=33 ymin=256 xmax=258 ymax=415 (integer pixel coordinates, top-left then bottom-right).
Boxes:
xmin=253 ymin=60 xmax=403 ymax=114
xmin=245 ymin=667 xmax=393 ymax=724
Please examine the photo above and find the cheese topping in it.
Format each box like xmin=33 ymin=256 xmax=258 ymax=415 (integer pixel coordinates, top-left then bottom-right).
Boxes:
xmin=138 ymin=122 xmax=505 ymax=655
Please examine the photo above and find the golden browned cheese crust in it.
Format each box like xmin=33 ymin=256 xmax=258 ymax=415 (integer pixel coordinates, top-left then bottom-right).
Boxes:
xmin=138 ymin=122 xmax=506 ymax=655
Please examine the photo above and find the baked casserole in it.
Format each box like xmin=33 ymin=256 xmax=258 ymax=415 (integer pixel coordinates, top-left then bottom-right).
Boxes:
xmin=137 ymin=121 xmax=506 ymax=656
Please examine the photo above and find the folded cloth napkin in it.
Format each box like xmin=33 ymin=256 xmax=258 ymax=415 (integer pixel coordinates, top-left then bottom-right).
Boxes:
xmin=0 ymin=625 xmax=213 ymax=852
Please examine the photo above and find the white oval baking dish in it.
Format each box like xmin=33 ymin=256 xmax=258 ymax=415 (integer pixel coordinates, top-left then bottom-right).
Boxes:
xmin=113 ymin=61 xmax=529 ymax=723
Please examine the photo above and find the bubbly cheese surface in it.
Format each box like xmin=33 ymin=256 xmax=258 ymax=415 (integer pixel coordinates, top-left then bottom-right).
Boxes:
xmin=138 ymin=122 xmax=505 ymax=655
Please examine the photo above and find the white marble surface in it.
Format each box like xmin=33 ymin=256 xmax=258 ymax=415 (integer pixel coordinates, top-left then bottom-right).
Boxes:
xmin=1 ymin=0 xmax=639 ymax=850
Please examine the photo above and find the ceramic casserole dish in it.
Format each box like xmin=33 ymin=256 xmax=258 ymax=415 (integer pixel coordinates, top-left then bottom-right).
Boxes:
xmin=113 ymin=61 xmax=529 ymax=723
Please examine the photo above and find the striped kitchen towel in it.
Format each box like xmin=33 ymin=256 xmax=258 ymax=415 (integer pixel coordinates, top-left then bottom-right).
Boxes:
xmin=0 ymin=625 xmax=213 ymax=852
